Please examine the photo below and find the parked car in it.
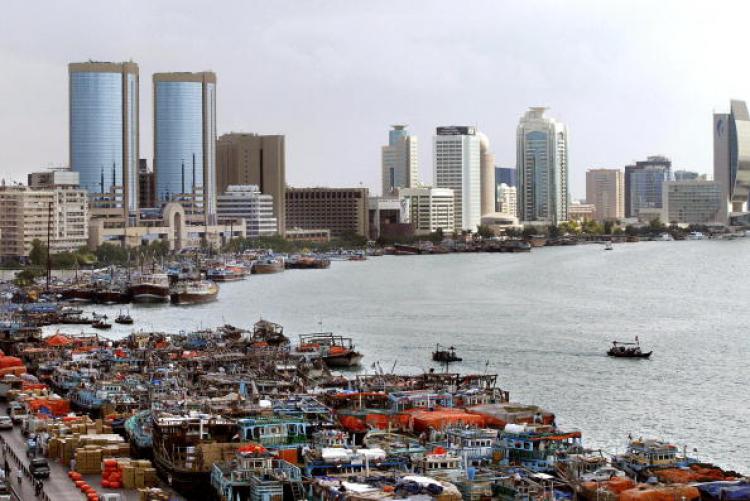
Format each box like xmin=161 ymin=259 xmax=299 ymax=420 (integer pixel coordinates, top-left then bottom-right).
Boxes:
xmin=0 ymin=416 xmax=12 ymax=430
xmin=8 ymin=403 xmax=26 ymax=424
xmin=581 ymin=466 xmax=627 ymax=482
xmin=29 ymin=458 xmax=50 ymax=479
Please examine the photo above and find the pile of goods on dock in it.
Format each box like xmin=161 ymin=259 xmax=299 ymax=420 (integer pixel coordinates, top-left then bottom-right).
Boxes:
xmin=137 ymin=487 xmax=171 ymax=501
xmin=57 ymin=434 xmax=128 ymax=468
xmin=117 ymin=458 xmax=159 ymax=489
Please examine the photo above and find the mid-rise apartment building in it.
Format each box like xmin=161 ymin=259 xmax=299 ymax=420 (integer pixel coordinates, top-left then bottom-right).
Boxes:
xmin=217 ymin=185 xmax=278 ymax=238
xmin=399 ymin=187 xmax=455 ymax=235
xmin=0 ymin=184 xmax=88 ymax=262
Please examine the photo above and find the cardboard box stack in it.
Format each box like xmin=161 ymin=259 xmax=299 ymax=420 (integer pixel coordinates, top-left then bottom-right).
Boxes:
xmin=120 ymin=459 xmax=158 ymax=489
xmin=67 ymin=434 xmax=128 ymax=473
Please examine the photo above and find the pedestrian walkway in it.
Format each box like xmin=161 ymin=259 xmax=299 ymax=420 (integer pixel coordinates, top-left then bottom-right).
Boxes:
xmin=0 ymin=429 xmax=83 ymax=500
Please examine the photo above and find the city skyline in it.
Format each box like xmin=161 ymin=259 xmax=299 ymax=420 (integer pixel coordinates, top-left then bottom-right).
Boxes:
xmin=2 ymin=1 xmax=749 ymax=199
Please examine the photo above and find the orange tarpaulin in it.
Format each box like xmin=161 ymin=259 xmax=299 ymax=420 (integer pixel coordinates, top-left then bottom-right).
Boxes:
xmin=45 ymin=334 xmax=73 ymax=347
xmin=399 ymin=407 xmax=487 ymax=432
xmin=620 ymin=485 xmax=700 ymax=501
xmin=0 ymin=357 xmax=23 ymax=369
xmin=655 ymin=465 xmax=736 ymax=483
xmin=238 ymin=443 xmax=267 ymax=454
xmin=27 ymin=398 xmax=70 ymax=417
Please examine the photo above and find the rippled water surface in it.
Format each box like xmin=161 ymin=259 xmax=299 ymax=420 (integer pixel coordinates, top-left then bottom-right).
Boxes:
xmin=56 ymin=240 xmax=750 ymax=472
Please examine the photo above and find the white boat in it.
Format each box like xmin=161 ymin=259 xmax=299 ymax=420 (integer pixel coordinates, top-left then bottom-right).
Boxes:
xmin=604 ymin=241 xmax=613 ymax=251
xmin=687 ymin=231 xmax=705 ymax=240
xmin=658 ymin=232 xmax=674 ymax=241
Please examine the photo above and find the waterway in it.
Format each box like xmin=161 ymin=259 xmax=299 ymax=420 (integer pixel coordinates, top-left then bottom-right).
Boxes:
xmin=50 ymin=240 xmax=750 ymax=472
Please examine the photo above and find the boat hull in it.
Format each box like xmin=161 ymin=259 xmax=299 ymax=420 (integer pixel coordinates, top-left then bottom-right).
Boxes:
xmin=170 ymin=292 xmax=218 ymax=305
xmin=152 ymin=453 xmax=211 ymax=500
xmin=324 ymin=351 xmax=363 ymax=367
xmin=607 ymin=351 xmax=652 ymax=358
xmin=130 ymin=284 xmax=170 ymax=303
xmin=254 ymin=263 xmax=284 ymax=274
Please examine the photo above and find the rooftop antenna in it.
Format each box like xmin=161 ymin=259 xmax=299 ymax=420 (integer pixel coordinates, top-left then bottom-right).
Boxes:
xmin=192 ymin=153 xmax=196 ymax=193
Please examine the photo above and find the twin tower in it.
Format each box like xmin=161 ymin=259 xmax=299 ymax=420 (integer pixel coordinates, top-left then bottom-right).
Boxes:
xmin=68 ymin=61 xmax=217 ymax=224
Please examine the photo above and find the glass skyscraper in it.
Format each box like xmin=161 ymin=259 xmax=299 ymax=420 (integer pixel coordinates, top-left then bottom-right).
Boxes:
xmin=624 ymin=156 xmax=672 ymax=218
xmin=68 ymin=61 xmax=139 ymax=214
xmin=516 ymin=107 xmax=569 ymax=224
xmin=153 ymin=72 xmax=217 ymax=224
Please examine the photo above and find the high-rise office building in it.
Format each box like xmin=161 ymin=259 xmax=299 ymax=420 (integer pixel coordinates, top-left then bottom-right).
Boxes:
xmin=585 ymin=169 xmax=624 ymax=221
xmin=216 ymin=133 xmax=286 ymax=234
xmin=285 ymin=187 xmax=369 ymax=237
xmin=433 ymin=126 xmax=481 ymax=231
xmin=381 ymin=125 xmax=419 ymax=197
xmin=69 ymin=61 xmax=139 ymax=216
xmin=495 ymin=167 xmax=516 ymax=187
xmin=478 ymin=132 xmax=496 ymax=217
xmin=137 ymin=159 xmax=156 ymax=209
xmin=153 ymin=72 xmax=217 ymax=224
xmin=663 ymin=180 xmax=723 ymax=225
xmin=674 ymin=170 xmax=703 ymax=181
xmin=516 ymin=107 xmax=569 ymax=224
xmin=624 ymin=156 xmax=672 ymax=218
xmin=714 ymin=100 xmax=750 ymax=221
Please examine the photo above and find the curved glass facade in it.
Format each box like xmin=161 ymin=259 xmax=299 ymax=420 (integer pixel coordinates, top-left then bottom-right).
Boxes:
xmin=70 ymin=72 xmax=123 ymax=195
xmin=154 ymin=81 xmax=204 ymax=202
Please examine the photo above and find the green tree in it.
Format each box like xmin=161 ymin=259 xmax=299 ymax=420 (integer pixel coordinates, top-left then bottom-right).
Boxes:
xmin=603 ymin=220 xmax=614 ymax=235
xmin=95 ymin=243 xmax=129 ymax=266
xmin=648 ymin=217 xmax=665 ymax=232
xmin=476 ymin=224 xmax=493 ymax=239
xmin=547 ymin=224 xmax=561 ymax=239
xmin=28 ymin=239 xmax=47 ymax=266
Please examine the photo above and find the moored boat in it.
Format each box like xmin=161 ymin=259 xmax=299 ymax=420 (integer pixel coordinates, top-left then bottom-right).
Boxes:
xmin=129 ymin=273 xmax=170 ymax=303
xmin=170 ymin=280 xmax=219 ymax=305
xmin=206 ymin=266 xmax=246 ymax=282
xmin=253 ymin=257 xmax=285 ymax=274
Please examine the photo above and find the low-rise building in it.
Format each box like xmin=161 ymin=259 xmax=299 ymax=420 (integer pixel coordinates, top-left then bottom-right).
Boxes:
xmin=88 ymin=202 xmax=245 ymax=250
xmin=0 ymin=183 xmax=88 ymax=262
xmin=285 ymin=228 xmax=331 ymax=243
xmin=398 ymin=187 xmax=455 ymax=235
xmin=368 ymin=197 xmax=409 ymax=240
xmin=663 ymin=180 xmax=723 ymax=224
xmin=217 ymin=185 xmax=278 ymax=238
xmin=568 ymin=202 xmax=596 ymax=222
xmin=285 ymin=187 xmax=369 ymax=238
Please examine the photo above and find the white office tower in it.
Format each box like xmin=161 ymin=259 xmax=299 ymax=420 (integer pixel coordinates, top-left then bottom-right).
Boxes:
xmin=433 ymin=126 xmax=481 ymax=231
xmin=478 ymin=132 xmax=496 ymax=217
xmin=496 ymin=183 xmax=517 ymax=217
xmin=382 ymin=125 xmax=419 ymax=196
xmin=516 ymin=107 xmax=569 ymax=224
xmin=216 ymin=185 xmax=277 ymax=238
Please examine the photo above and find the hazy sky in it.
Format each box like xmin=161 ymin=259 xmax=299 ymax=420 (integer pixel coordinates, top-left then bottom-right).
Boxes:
xmin=0 ymin=1 xmax=747 ymax=198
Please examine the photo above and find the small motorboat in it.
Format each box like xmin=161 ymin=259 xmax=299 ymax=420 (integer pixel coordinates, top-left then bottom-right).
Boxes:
xmin=607 ymin=337 xmax=651 ymax=358
xmin=114 ymin=310 xmax=133 ymax=325
xmin=604 ymin=241 xmax=613 ymax=251
xmin=432 ymin=344 xmax=462 ymax=363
